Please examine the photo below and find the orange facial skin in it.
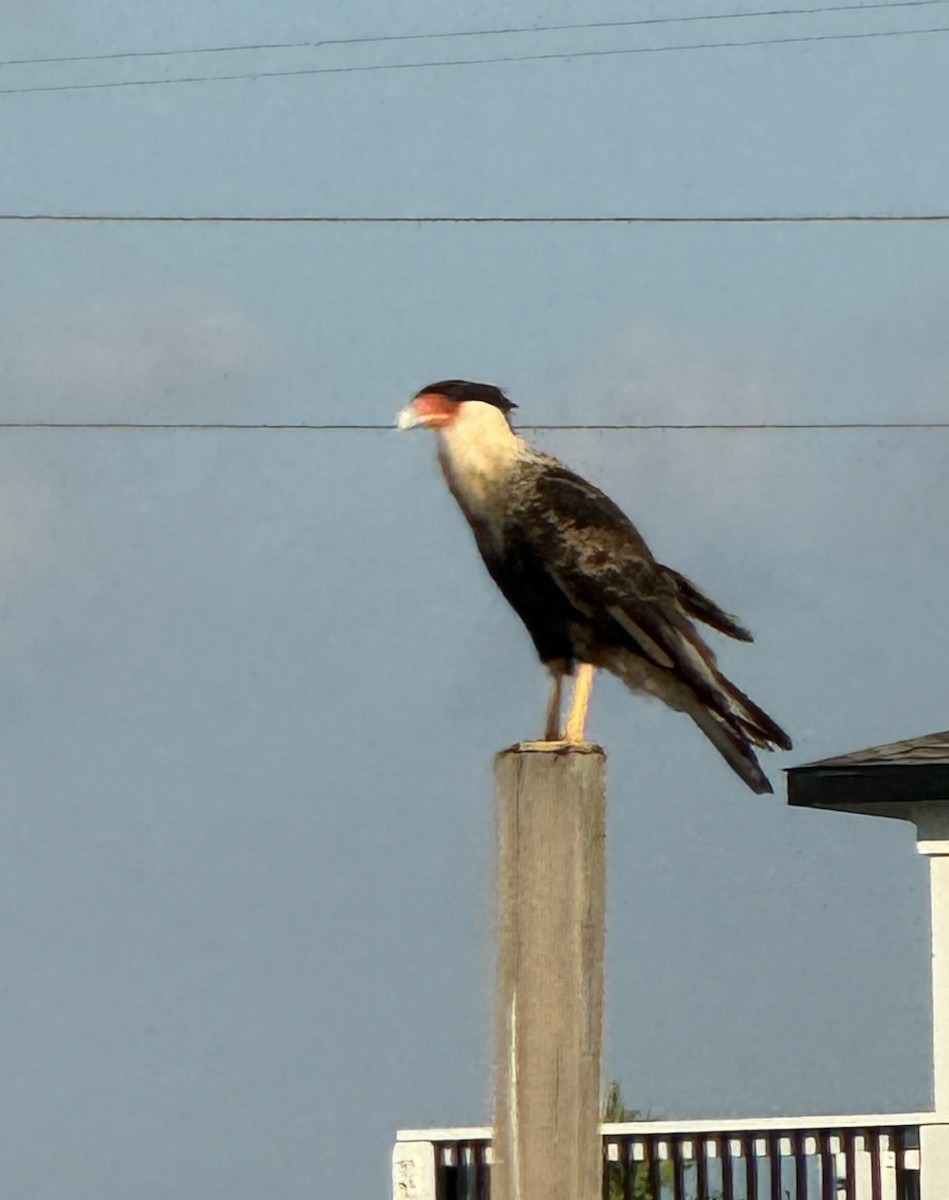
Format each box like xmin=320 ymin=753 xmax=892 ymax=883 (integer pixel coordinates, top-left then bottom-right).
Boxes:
xmin=409 ymin=392 xmax=461 ymax=428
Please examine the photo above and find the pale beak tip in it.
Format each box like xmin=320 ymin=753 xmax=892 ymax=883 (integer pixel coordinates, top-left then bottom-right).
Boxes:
xmin=396 ymin=404 xmax=419 ymax=431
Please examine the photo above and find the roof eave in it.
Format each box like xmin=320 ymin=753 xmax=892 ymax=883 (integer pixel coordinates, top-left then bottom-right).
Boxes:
xmin=787 ymin=762 xmax=949 ymax=819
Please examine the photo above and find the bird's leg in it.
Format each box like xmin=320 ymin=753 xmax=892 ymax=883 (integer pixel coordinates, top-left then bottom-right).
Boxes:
xmin=543 ymin=668 xmax=565 ymax=741
xmin=564 ymin=662 xmax=595 ymax=743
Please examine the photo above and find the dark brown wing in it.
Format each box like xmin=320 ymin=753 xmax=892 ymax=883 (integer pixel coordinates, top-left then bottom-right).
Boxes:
xmin=513 ymin=465 xmax=712 ymax=675
xmin=662 ymin=567 xmax=754 ymax=643
xmin=510 ymin=463 xmax=791 ymax=752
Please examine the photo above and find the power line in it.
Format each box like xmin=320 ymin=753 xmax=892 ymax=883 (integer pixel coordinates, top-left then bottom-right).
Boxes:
xmin=524 ymin=421 xmax=949 ymax=430
xmin=0 ymin=421 xmax=944 ymax=432
xmin=1 ymin=213 xmax=948 ymax=223
xmin=2 ymin=0 xmax=946 ymax=68
xmin=1 ymin=40 xmax=306 ymax=69
xmin=2 ymin=23 xmax=948 ymax=96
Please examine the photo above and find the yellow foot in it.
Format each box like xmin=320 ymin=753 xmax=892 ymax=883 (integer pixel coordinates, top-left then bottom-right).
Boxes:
xmin=511 ymin=739 xmax=602 ymax=755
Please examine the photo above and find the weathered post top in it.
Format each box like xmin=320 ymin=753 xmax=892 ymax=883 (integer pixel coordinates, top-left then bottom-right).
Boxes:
xmin=787 ymin=730 xmax=949 ymax=1200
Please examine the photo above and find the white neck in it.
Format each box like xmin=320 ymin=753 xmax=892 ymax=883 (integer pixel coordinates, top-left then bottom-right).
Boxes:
xmin=437 ymin=401 xmax=526 ymax=518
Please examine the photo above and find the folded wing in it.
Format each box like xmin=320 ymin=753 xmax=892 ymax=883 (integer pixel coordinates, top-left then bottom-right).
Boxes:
xmin=510 ymin=463 xmax=791 ymax=790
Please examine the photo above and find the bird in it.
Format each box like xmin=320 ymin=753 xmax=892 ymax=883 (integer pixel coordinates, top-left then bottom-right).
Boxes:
xmin=396 ymin=379 xmax=791 ymax=793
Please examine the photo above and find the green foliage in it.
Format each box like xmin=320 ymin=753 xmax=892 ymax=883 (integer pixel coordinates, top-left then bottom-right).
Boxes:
xmin=601 ymin=1081 xmax=720 ymax=1200
xmin=602 ymin=1079 xmax=639 ymax=1123
xmin=602 ymin=1080 xmax=655 ymax=1199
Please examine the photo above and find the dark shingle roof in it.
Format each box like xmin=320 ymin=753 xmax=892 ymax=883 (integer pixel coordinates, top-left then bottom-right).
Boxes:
xmin=801 ymin=730 xmax=949 ymax=769
xmin=787 ymin=730 xmax=949 ymax=812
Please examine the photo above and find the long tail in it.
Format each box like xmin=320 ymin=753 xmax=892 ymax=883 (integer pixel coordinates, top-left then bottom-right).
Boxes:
xmin=609 ymin=643 xmax=791 ymax=794
xmin=606 ymin=588 xmax=792 ymax=794
xmin=688 ymin=702 xmax=777 ymax=794
xmin=718 ymin=675 xmax=793 ymax=751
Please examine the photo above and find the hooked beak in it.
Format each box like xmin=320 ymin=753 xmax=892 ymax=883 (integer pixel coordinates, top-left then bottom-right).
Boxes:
xmin=396 ymin=402 xmax=421 ymax=431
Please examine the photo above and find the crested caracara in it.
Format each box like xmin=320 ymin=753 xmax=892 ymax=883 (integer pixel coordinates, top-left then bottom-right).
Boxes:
xmin=396 ymin=379 xmax=791 ymax=794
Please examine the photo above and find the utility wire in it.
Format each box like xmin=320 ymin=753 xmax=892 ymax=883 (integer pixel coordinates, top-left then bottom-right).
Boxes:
xmin=0 ymin=421 xmax=944 ymax=432
xmin=2 ymin=23 xmax=948 ymax=96
xmin=1 ymin=213 xmax=948 ymax=223
xmin=2 ymin=0 xmax=946 ymax=68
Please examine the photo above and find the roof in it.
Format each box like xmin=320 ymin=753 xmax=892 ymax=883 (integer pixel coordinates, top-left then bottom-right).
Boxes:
xmin=799 ymin=731 xmax=949 ymax=769
xmin=787 ymin=730 xmax=949 ymax=813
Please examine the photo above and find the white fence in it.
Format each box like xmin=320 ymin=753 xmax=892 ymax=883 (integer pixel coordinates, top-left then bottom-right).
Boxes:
xmin=393 ymin=1111 xmax=930 ymax=1199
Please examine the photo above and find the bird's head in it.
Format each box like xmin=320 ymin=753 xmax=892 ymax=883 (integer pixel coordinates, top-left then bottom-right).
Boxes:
xmin=396 ymin=380 xmax=517 ymax=431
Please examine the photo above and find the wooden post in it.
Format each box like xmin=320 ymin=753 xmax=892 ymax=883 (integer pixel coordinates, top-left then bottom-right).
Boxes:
xmin=493 ymin=742 xmax=607 ymax=1200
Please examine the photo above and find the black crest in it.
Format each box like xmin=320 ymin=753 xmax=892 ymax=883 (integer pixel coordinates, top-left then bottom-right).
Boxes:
xmin=415 ymin=379 xmax=517 ymax=413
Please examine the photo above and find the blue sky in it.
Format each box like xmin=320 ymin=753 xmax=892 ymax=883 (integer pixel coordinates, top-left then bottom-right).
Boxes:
xmin=1 ymin=2 xmax=948 ymax=1197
